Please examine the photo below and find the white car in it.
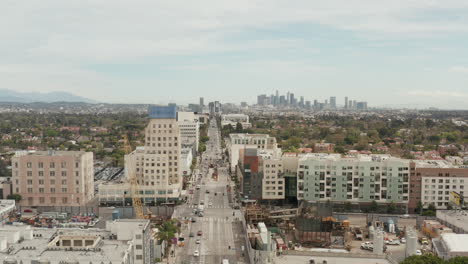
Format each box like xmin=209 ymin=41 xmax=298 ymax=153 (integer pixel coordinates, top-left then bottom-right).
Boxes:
xmin=196 ymin=239 xmax=201 ymax=244
xmin=208 ymin=202 xmax=213 ymax=206
xmin=400 ymin=238 xmax=406 ymax=244
xmin=415 ymin=249 xmax=422 ymax=256
xmin=193 ymin=250 xmax=200 ymax=257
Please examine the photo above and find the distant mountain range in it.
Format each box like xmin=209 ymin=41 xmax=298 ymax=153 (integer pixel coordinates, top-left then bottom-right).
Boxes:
xmin=0 ymin=89 xmax=97 ymax=103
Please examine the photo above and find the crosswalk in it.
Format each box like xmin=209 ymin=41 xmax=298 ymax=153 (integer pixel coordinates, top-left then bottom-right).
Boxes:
xmin=198 ymin=217 xmax=234 ymax=222
xmin=188 ymin=204 xmax=230 ymax=209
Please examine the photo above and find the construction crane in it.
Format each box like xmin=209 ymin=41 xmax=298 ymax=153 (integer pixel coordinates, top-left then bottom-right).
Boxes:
xmin=123 ymin=134 xmax=145 ymax=219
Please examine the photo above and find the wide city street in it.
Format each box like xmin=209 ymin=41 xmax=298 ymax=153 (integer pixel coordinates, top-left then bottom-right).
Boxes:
xmin=173 ymin=119 xmax=249 ymax=264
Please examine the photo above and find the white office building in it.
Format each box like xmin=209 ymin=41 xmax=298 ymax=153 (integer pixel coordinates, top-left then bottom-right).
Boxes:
xmin=221 ymin=114 xmax=252 ymax=129
xmin=178 ymin=112 xmax=199 ymax=150
xmin=227 ymin=133 xmax=280 ymax=171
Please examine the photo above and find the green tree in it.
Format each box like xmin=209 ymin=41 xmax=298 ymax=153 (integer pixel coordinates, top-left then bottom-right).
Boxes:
xmin=416 ymin=201 xmax=423 ymax=215
xmin=156 ymin=219 xmax=180 ymax=261
xmin=422 ymin=203 xmax=437 ymax=216
xmin=446 ymin=256 xmax=468 ymax=264
xmin=235 ymin=122 xmax=243 ymax=133
xmin=7 ymin=194 xmax=22 ymax=202
xmin=370 ymin=200 xmax=378 ymax=212
xmin=400 ymin=255 xmax=444 ymax=264
xmin=344 ymin=202 xmax=352 ymax=212
xmin=387 ymin=202 xmax=397 ymax=214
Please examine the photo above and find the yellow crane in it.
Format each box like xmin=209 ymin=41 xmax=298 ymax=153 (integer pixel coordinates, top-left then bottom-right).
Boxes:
xmin=123 ymin=134 xmax=145 ymax=219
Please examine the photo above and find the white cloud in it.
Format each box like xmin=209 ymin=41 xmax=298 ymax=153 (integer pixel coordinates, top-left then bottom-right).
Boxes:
xmin=1 ymin=0 xmax=467 ymax=106
xmin=450 ymin=66 xmax=468 ymax=73
xmin=406 ymin=89 xmax=468 ymax=98
xmin=1 ymin=0 xmax=467 ymax=63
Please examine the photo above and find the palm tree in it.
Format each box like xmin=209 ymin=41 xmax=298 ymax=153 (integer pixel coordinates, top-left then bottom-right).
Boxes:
xmin=156 ymin=219 xmax=180 ymax=263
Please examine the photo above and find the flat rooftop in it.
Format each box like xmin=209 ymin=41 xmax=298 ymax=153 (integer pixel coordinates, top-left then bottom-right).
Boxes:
xmin=413 ymin=160 xmax=456 ymax=168
xmin=0 ymin=225 xmax=137 ymax=263
xmin=14 ymin=150 xmax=87 ymax=158
xmin=437 ymin=210 xmax=468 ymax=233
xmin=275 ymin=255 xmax=392 ymax=264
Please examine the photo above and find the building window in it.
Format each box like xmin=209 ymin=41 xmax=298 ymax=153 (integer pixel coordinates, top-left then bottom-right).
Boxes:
xmin=62 ymin=197 xmax=68 ymax=204
xmin=61 ymin=162 xmax=67 ymax=168
xmin=27 ymin=162 xmax=32 ymax=168
xmin=38 ymin=162 xmax=44 ymax=168
xmin=50 ymin=162 xmax=55 ymax=168
xmin=50 ymin=171 xmax=55 ymax=177
xmin=62 ymin=171 xmax=67 ymax=177
xmin=39 ymin=171 xmax=44 ymax=177
xmin=39 ymin=197 xmax=45 ymax=204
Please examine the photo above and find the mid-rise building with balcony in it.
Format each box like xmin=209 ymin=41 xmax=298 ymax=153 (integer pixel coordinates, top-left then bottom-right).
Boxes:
xmin=297 ymin=154 xmax=410 ymax=207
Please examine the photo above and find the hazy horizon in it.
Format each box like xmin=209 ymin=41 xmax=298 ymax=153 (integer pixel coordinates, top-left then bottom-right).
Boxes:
xmin=1 ymin=1 xmax=468 ymax=109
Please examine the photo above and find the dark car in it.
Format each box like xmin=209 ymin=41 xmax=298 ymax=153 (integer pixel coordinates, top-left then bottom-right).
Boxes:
xmin=197 ymin=230 xmax=203 ymax=236
xmin=189 ymin=232 xmax=194 ymax=237
xmin=191 ymin=218 xmax=196 ymax=223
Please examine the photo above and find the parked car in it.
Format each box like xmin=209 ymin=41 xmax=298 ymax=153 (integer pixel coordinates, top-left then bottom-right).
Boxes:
xmin=197 ymin=230 xmax=203 ymax=236
xmin=400 ymin=238 xmax=406 ymax=244
xmin=361 ymin=241 xmax=373 ymax=251
xmin=189 ymin=232 xmax=194 ymax=237
xmin=196 ymin=239 xmax=201 ymax=244
xmin=24 ymin=209 xmax=32 ymax=213
xmin=386 ymin=239 xmax=401 ymax=245
xmin=415 ymin=249 xmax=422 ymax=256
xmin=420 ymin=237 xmax=429 ymax=245
xmin=193 ymin=250 xmax=200 ymax=257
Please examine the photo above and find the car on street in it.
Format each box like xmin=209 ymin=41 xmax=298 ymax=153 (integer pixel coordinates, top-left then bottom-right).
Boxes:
xmin=208 ymin=202 xmax=213 ymax=206
xmin=191 ymin=218 xmax=196 ymax=223
xmin=24 ymin=209 xmax=32 ymax=213
xmin=189 ymin=232 xmax=194 ymax=237
xmin=415 ymin=249 xmax=422 ymax=256
xmin=420 ymin=237 xmax=429 ymax=245
xmin=193 ymin=250 xmax=200 ymax=257
xmin=206 ymin=190 xmax=210 ymax=194
xmin=386 ymin=239 xmax=400 ymax=245
xmin=196 ymin=239 xmax=201 ymax=244
xmin=197 ymin=230 xmax=203 ymax=236
xmin=400 ymin=238 xmax=406 ymax=244
xmin=361 ymin=241 xmax=373 ymax=251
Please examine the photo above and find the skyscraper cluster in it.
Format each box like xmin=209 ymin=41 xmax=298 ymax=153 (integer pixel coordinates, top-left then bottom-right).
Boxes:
xmin=256 ymin=91 xmax=367 ymax=110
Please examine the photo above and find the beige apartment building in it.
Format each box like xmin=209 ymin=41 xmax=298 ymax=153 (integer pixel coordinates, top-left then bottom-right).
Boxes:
xmin=100 ymin=106 xmax=183 ymax=205
xmin=12 ymin=150 xmax=94 ymax=206
xmin=262 ymin=158 xmax=285 ymax=200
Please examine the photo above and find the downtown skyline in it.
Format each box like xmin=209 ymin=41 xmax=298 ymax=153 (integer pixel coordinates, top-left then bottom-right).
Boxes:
xmin=1 ymin=1 xmax=467 ymax=109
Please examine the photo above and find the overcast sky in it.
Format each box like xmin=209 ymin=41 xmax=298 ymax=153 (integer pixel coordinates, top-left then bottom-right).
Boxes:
xmin=1 ymin=0 xmax=468 ymax=108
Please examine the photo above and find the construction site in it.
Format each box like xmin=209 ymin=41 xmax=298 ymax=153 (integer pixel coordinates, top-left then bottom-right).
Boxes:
xmin=242 ymin=200 xmax=417 ymax=260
